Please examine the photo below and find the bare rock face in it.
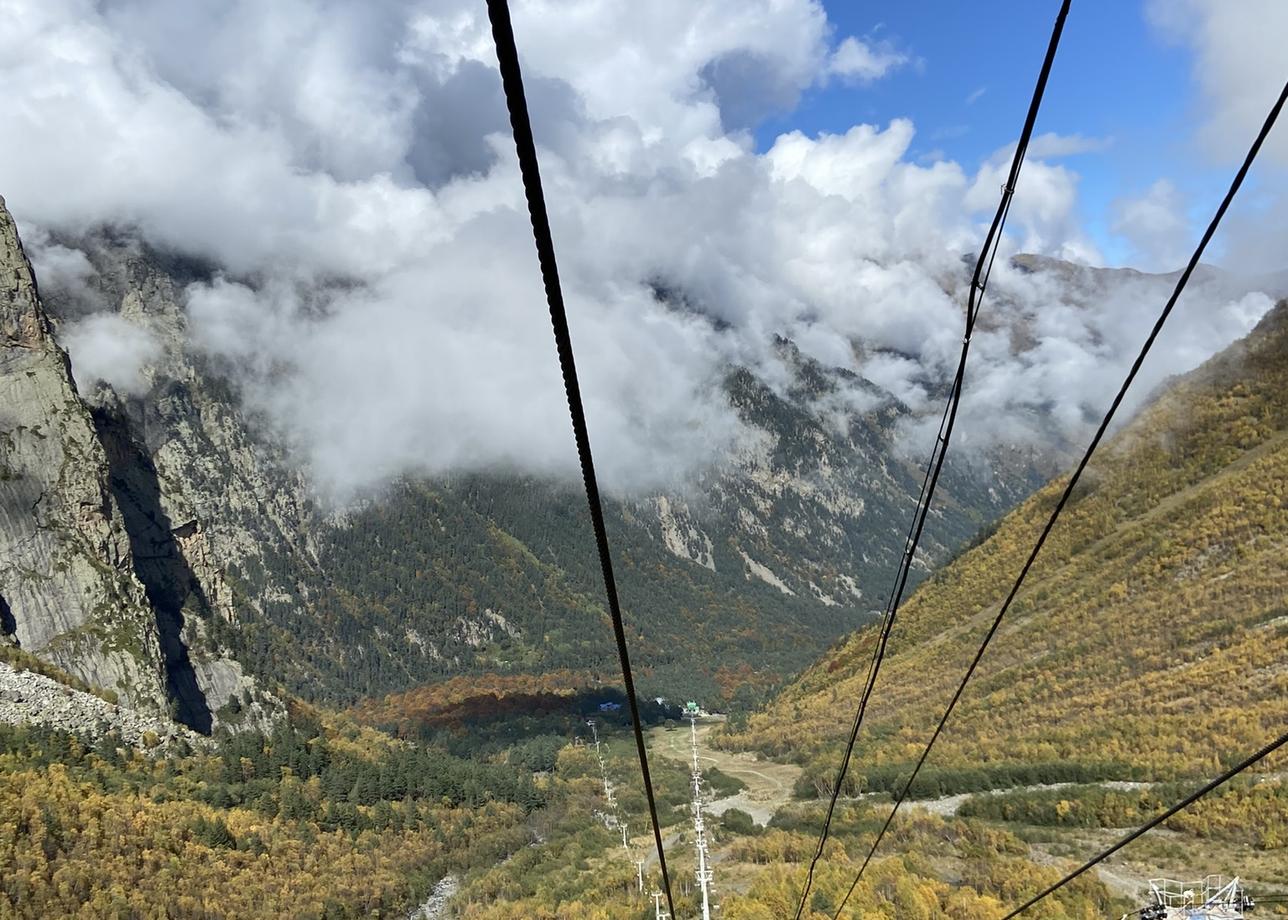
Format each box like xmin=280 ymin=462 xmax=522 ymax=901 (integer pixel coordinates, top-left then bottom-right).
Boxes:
xmin=39 ymin=233 xmax=309 ymax=733
xmin=0 ymin=197 xmax=170 ymax=713
xmin=74 ymin=245 xmax=318 ymax=625
xmin=631 ymin=354 xmax=1050 ymax=611
xmin=0 ymin=660 xmax=206 ymax=751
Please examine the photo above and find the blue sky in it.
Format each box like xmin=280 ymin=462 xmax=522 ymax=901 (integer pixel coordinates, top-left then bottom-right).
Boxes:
xmin=760 ymin=1 xmax=1218 ymax=264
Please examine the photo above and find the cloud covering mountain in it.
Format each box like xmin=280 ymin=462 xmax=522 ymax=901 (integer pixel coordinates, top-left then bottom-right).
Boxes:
xmin=0 ymin=0 xmax=1280 ymax=496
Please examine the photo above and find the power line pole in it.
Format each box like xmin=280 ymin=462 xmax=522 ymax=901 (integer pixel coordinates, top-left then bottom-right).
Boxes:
xmin=587 ymin=717 xmax=647 ymax=909
xmin=653 ymin=890 xmax=669 ymax=920
xmin=687 ymin=703 xmax=714 ymax=920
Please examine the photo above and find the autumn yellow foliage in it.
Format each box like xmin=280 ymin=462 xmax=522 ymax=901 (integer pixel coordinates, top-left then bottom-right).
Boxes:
xmin=725 ymin=303 xmax=1288 ymax=792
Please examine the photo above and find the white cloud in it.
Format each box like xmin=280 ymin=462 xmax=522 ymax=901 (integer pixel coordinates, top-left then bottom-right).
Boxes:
xmin=23 ymin=230 xmax=100 ymax=308
xmin=62 ymin=314 xmax=162 ymax=396
xmin=1148 ymin=0 xmax=1288 ymax=166
xmin=826 ymin=36 xmax=910 ymax=84
xmin=1111 ymin=179 xmax=1191 ymax=271
xmin=967 ymin=139 xmax=1101 ymax=263
xmin=0 ymin=0 xmax=1276 ymax=499
xmin=1024 ymin=132 xmax=1112 ymax=159
xmin=1147 ymin=0 xmax=1288 ymax=275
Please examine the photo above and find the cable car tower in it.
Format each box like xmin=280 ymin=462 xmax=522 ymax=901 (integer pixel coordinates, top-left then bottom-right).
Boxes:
xmin=652 ymin=890 xmax=669 ymax=920
xmin=586 ymin=719 xmax=619 ymax=829
xmin=685 ymin=702 xmax=715 ymax=920
xmin=1128 ymin=877 xmax=1255 ymax=919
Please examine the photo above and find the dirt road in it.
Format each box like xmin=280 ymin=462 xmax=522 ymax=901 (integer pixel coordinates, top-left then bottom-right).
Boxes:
xmin=647 ymin=717 xmax=801 ymax=826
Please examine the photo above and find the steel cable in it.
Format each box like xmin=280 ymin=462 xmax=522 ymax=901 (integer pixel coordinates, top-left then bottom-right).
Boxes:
xmin=485 ymin=1 xmax=677 ymax=913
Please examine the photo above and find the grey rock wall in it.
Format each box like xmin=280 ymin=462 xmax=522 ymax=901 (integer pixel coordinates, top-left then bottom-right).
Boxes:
xmin=0 ymin=660 xmax=206 ymax=751
xmin=38 ymin=234 xmax=309 ymax=732
xmin=0 ymin=197 xmax=170 ymax=713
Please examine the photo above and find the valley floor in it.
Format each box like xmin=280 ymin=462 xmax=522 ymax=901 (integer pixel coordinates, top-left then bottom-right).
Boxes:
xmin=644 ymin=717 xmax=1288 ymax=915
xmin=648 ymin=717 xmax=801 ymax=827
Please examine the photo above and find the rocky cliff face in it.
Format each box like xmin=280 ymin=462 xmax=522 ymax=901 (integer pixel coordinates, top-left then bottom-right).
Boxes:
xmin=0 ymin=199 xmax=284 ymax=733
xmin=0 ymin=197 xmax=169 ymax=714
xmin=50 ymin=236 xmax=316 ymax=731
xmin=56 ymin=239 xmax=320 ymax=625
xmin=648 ymin=347 xmax=1047 ymax=609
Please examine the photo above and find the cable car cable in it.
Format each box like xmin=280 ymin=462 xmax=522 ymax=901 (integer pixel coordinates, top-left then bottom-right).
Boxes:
xmin=484 ymin=1 xmax=677 ymax=914
xmin=791 ymin=3 xmax=1072 ymax=915
xmin=831 ymin=74 xmax=1288 ymax=919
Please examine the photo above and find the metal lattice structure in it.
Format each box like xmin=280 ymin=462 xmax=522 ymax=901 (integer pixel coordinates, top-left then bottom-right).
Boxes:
xmin=1131 ymin=876 xmax=1255 ymax=919
xmin=586 ymin=719 xmax=618 ymax=825
xmin=688 ymin=709 xmax=715 ymax=920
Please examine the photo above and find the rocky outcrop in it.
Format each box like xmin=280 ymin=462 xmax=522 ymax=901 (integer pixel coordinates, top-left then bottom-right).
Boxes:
xmin=35 ymin=234 xmax=306 ymax=733
xmin=635 ymin=352 xmax=1049 ymax=610
xmin=0 ymin=197 xmax=170 ymax=713
xmin=0 ymin=660 xmax=204 ymax=751
xmin=406 ymin=876 xmax=459 ymax=920
xmin=0 ymin=199 xmax=287 ymax=734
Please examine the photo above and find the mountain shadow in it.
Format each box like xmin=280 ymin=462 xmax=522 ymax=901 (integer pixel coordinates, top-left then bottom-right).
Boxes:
xmin=91 ymin=401 xmax=213 ymax=734
xmin=0 ymin=593 xmax=15 ymax=640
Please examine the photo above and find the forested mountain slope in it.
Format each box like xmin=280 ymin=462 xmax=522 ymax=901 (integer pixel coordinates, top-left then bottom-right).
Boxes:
xmin=260 ymin=336 xmax=1047 ymax=705
xmin=2 ymin=198 xmax=1053 ymax=717
xmin=724 ymin=299 xmax=1288 ymax=796
xmin=5 ymin=200 xmax=1287 ymax=918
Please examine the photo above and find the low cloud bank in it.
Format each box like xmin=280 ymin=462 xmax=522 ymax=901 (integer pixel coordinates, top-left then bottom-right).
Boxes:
xmin=3 ymin=0 xmax=1280 ymax=496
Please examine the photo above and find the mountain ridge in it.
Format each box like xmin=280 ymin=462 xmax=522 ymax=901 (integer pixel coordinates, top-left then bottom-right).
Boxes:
xmin=7 ymin=191 xmax=1276 ymax=737
xmin=0 ymin=196 xmax=172 ymax=715
xmin=722 ymin=297 xmax=1288 ymax=797
xmin=2 ymin=198 xmax=1061 ymax=718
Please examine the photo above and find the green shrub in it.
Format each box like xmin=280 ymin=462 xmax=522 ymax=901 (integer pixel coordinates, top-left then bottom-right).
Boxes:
xmin=719 ymin=808 xmax=759 ymax=836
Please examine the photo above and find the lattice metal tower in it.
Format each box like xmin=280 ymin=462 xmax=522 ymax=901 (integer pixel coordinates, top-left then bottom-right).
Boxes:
xmin=586 ymin=719 xmax=618 ymax=825
xmin=1129 ymin=877 xmax=1255 ymax=919
xmin=687 ymin=707 xmax=714 ymax=920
